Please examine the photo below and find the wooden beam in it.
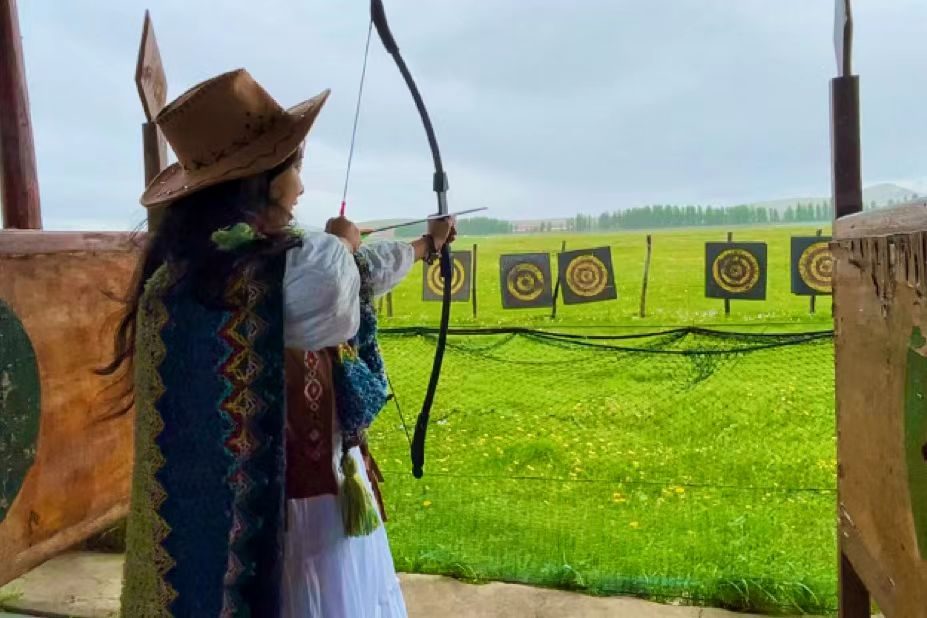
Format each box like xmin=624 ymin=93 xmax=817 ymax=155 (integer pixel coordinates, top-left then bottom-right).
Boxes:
xmin=0 ymin=0 xmax=41 ymax=230
xmin=0 ymin=230 xmax=141 ymax=256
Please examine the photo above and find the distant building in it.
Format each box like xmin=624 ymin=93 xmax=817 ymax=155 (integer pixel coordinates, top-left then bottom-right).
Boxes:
xmin=511 ymin=218 xmax=569 ymax=233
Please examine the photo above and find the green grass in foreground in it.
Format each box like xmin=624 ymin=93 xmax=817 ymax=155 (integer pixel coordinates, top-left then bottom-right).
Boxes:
xmin=368 ymin=226 xmax=837 ymax=614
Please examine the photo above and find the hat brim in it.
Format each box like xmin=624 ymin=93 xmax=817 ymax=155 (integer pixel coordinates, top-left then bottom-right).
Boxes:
xmin=140 ymin=89 xmax=331 ymax=208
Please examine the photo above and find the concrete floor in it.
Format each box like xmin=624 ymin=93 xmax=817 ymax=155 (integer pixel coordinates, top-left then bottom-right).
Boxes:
xmin=0 ymin=552 xmax=828 ymax=618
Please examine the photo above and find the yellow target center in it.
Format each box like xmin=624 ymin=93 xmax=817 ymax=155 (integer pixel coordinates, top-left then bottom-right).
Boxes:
xmin=798 ymin=242 xmax=833 ymax=294
xmin=565 ymin=255 xmax=608 ymax=297
xmin=427 ymin=258 xmax=466 ymax=295
xmin=712 ymin=249 xmax=760 ymax=294
xmin=506 ymin=263 xmax=545 ymax=301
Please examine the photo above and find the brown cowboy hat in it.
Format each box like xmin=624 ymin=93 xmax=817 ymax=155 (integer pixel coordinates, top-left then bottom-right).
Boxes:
xmin=141 ymin=68 xmax=330 ymax=208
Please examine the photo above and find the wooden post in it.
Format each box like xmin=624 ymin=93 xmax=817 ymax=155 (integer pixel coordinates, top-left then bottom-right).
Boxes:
xmin=0 ymin=0 xmax=41 ymax=229
xmin=377 ymin=295 xmax=384 ymax=315
xmin=724 ymin=231 xmax=733 ymax=317
xmin=550 ymin=240 xmax=567 ymax=319
xmin=386 ymin=291 xmax=393 ymax=318
xmin=810 ymin=228 xmax=823 ymax=314
xmin=832 ymin=2 xmax=870 ymax=616
xmin=135 ymin=11 xmax=168 ymax=231
xmin=471 ymin=243 xmax=478 ymax=319
xmin=639 ymin=234 xmax=653 ymax=318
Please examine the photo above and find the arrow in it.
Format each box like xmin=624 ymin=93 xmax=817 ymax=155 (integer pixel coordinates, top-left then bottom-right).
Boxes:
xmin=361 ymin=207 xmax=488 ymax=236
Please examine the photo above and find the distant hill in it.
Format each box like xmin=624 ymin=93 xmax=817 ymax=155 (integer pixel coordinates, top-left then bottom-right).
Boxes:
xmin=747 ymin=182 xmax=920 ymax=212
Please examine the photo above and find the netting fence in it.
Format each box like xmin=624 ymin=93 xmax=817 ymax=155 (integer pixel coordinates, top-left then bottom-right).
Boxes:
xmin=368 ymin=326 xmax=837 ymax=614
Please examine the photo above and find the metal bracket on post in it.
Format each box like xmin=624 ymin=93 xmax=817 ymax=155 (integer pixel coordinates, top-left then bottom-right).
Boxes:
xmin=135 ymin=10 xmax=168 ymax=232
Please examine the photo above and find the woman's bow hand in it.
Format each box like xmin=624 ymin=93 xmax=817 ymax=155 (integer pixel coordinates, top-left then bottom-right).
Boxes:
xmin=427 ymin=216 xmax=457 ymax=251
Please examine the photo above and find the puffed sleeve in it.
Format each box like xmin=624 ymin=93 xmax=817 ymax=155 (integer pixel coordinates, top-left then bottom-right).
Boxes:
xmin=357 ymin=240 xmax=416 ymax=297
xmin=283 ymin=233 xmax=361 ymax=351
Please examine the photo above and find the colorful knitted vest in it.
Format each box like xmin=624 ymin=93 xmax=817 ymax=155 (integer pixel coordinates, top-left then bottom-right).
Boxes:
xmin=121 ymin=257 xmax=287 ymax=617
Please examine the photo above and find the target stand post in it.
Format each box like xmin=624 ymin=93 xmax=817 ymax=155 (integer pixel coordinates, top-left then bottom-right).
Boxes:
xmin=810 ymin=228 xmax=823 ymax=314
xmin=472 ymin=243 xmax=478 ymax=319
xmin=550 ymin=240 xmax=567 ymax=319
xmin=724 ymin=231 xmax=733 ymax=317
xmin=639 ymin=234 xmax=653 ymax=318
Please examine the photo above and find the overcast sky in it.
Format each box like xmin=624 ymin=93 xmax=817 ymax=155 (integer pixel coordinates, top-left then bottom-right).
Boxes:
xmin=14 ymin=1 xmax=927 ymax=230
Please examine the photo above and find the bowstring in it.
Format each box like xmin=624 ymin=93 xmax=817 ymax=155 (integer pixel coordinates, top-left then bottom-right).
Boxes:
xmin=340 ymin=20 xmax=375 ymax=216
xmin=387 ymin=372 xmax=413 ymax=448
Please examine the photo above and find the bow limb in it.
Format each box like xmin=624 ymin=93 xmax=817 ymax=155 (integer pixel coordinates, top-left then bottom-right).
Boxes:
xmin=370 ymin=0 xmax=450 ymax=478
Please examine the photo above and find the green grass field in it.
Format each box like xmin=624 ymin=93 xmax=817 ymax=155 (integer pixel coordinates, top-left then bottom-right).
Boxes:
xmin=367 ymin=225 xmax=838 ymax=614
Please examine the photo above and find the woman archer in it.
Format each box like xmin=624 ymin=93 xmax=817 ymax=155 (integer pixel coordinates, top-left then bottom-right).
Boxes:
xmin=101 ymin=68 xmax=455 ymax=617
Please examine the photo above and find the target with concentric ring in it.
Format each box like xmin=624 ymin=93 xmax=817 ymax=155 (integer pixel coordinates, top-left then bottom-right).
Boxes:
xmin=705 ymin=242 xmax=767 ymax=300
xmin=422 ymin=251 xmax=472 ymax=301
xmin=713 ymin=249 xmax=760 ymax=294
xmin=791 ymin=236 xmax=833 ymax=295
xmin=500 ymin=253 xmax=553 ymax=308
xmin=557 ymin=247 xmax=617 ymax=305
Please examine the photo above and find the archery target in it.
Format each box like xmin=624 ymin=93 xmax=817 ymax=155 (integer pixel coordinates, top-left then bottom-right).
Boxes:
xmin=500 ymin=253 xmax=553 ymax=309
xmin=422 ymin=251 xmax=471 ymax=302
xmin=791 ymin=236 xmax=834 ymax=296
xmin=557 ymin=247 xmax=617 ymax=305
xmin=705 ymin=242 xmax=767 ymax=300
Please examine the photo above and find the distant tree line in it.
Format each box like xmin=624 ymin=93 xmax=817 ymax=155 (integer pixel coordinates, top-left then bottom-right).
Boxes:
xmin=569 ymin=202 xmax=834 ymax=231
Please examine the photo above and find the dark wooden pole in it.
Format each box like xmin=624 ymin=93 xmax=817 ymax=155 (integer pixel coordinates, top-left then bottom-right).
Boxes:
xmin=832 ymin=2 xmax=869 ymax=616
xmin=471 ymin=243 xmax=478 ymax=319
xmin=724 ymin=231 xmax=733 ymax=317
xmin=550 ymin=240 xmax=567 ymax=319
xmin=0 ymin=0 xmax=41 ymax=229
xmin=839 ymin=552 xmax=870 ymax=618
xmin=639 ymin=234 xmax=653 ymax=318
xmin=386 ymin=291 xmax=393 ymax=317
xmin=831 ymin=76 xmax=863 ymax=220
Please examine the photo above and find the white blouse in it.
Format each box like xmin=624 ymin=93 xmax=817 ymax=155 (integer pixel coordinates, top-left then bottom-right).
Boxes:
xmin=283 ymin=233 xmax=415 ymax=351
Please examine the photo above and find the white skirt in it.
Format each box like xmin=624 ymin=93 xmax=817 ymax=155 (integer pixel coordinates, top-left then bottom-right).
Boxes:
xmin=281 ymin=447 xmax=408 ymax=618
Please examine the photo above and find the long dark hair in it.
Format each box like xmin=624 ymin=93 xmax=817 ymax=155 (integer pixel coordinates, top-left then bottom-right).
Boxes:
xmin=97 ymin=152 xmax=303 ymax=416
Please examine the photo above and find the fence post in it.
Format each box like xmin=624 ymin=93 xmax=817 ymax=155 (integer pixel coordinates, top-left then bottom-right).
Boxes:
xmin=471 ymin=243 xmax=478 ymax=319
xmin=639 ymin=234 xmax=653 ymax=318
xmin=386 ymin=291 xmax=394 ymax=318
xmin=135 ymin=11 xmax=168 ymax=232
xmin=551 ymin=240 xmax=567 ymax=319
xmin=0 ymin=0 xmax=42 ymax=230
xmin=724 ymin=231 xmax=733 ymax=317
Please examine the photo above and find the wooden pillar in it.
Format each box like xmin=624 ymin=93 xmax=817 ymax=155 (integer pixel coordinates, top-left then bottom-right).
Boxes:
xmin=832 ymin=2 xmax=870 ymax=615
xmin=0 ymin=0 xmax=41 ymax=229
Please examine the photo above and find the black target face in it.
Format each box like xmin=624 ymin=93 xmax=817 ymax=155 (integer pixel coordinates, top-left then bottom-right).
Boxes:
xmin=705 ymin=242 xmax=767 ymax=300
xmin=500 ymin=253 xmax=553 ymax=309
xmin=557 ymin=247 xmax=617 ymax=305
xmin=422 ymin=251 xmax=472 ymax=302
xmin=791 ymin=236 xmax=833 ymax=296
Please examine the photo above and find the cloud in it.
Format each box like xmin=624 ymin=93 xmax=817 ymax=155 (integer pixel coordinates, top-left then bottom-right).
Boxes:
xmin=12 ymin=1 xmax=927 ymax=230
